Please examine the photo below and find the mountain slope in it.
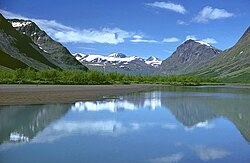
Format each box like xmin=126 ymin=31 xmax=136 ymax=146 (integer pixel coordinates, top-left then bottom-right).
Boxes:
xmin=8 ymin=19 xmax=87 ymax=71
xmin=159 ymin=40 xmax=221 ymax=75
xmin=74 ymin=53 xmax=160 ymax=75
xmin=196 ymin=26 xmax=250 ymax=82
xmin=0 ymin=14 xmax=60 ymax=70
xmin=0 ymin=49 xmax=28 ymax=69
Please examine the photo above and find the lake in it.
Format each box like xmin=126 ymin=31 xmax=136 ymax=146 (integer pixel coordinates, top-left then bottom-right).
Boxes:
xmin=0 ymin=86 xmax=250 ymax=163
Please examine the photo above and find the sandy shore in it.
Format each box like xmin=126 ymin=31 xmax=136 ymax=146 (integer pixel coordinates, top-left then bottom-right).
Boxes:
xmin=0 ymin=84 xmax=157 ymax=105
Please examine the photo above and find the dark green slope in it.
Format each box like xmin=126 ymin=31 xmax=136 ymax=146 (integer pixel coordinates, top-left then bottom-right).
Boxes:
xmin=8 ymin=19 xmax=88 ymax=71
xmin=196 ymin=26 xmax=250 ymax=83
xmin=0 ymin=49 xmax=28 ymax=69
xmin=0 ymin=14 xmax=60 ymax=70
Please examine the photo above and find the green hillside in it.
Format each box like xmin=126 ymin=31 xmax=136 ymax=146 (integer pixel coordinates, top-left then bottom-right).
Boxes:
xmin=196 ymin=26 xmax=250 ymax=83
xmin=0 ymin=14 xmax=60 ymax=70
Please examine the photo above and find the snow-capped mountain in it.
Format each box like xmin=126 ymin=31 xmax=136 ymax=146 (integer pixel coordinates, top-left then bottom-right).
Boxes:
xmin=145 ymin=56 xmax=162 ymax=68
xmin=160 ymin=39 xmax=221 ymax=75
xmin=74 ymin=53 xmax=143 ymax=64
xmin=7 ymin=18 xmax=87 ymax=71
xmin=108 ymin=52 xmax=127 ymax=58
xmin=74 ymin=53 xmax=162 ymax=75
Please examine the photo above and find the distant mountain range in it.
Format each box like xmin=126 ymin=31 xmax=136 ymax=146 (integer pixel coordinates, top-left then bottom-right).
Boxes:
xmin=74 ymin=52 xmax=162 ymax=75
xmin=0 ymin=14 xmax=87 ymax=71
xmin=0 ymin=13 xmax=249 ymax=82
xmin=73 ymin=40 xmax=222 ymax=76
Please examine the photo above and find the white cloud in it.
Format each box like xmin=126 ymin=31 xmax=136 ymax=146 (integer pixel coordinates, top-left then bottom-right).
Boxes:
xmin=131 ymin=39 xmax=158 ymax=43
xmin=146 ymin=1 xmax=187 ymax=14
xmin=185 ymin=35 xmax=217 ymax=44
xmin=162 ymin=123 xmax=177 ymax=129
xmin=163 ymin=37 xmax=179 ymax=43
xmin=1 ymin=9 xmax=133 ymax=44
xmin=77 ymin=47 xmax=97 ymax=51
xmin=133 ymin=35 xmax=143 ymax=39
xmin=185 ymin=35 xmax=197 ymax=41
xmin=201 ymin=38 xmax=217 ymax=44
xmin=53 ymin=28 xmax=132 ymax=44
xmin=130 ymin=35 xmax=158 ymax=43
xmin=176 ymin=20 xmax=189 ymax=25
xmin=192 ymin=145 xmax=230 ymax=161
xmin=194 ymin=6 xmax=234 ymax=23
xmin=149 ymin=153 xmax=183 ymax=163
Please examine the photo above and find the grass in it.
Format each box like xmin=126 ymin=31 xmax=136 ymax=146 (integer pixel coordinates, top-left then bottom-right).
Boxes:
xmin=0 ymin=68 xmax=221 ymax=85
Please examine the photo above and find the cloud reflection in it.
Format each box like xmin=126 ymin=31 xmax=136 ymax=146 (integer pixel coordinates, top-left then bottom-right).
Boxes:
xmin=149 ymin=153 xmax=183 ymax=163
xmin=71 ymin=97 xmax=161 ymax=112
xmin=185 ymin=121 xmax=214 ymax=131
xmin=32 ymin=120 xmax=127 ymax=143
xmin=192 ymin=145 xmax=230 ymax=161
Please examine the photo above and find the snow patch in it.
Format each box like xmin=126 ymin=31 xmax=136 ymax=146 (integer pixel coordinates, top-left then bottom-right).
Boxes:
xmin=195 ymin=40 xmax=211 ymax=47
xmin=31 ymin=32 xmax=37 ymax=36
xmin=39 ymin=46 xmax=48 ymax=53
xmin=73 ymin=53 xmax=141 ymax=63
xmin=108 ymin=53 xmax=127 ymax=58
xmin=10 ymin=132 xmax=29 ymax=142
xmin=145 ymin=60 xmax=162 ymax=67
xmin=145 ymin=56 xmax=162 ymax=67
xmin=74 ymin=53 xmax=163 ymax=68
xmin=11 ymin=21 xmax=32 ymax=28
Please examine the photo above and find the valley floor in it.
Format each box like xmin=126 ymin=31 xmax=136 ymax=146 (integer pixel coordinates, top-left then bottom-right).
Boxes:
xmin=0 ymin=84 xmax=158 ymax=105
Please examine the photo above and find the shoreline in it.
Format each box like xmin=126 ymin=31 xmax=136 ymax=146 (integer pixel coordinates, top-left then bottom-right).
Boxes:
xmin=1 ymin=84 xmax=249 ymax=106
xmin=0 ymin=84 xmax=158 ymax=105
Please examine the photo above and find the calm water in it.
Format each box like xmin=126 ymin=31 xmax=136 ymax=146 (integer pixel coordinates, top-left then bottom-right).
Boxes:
xmin=0 ymin=86 xmax=250 ymax=163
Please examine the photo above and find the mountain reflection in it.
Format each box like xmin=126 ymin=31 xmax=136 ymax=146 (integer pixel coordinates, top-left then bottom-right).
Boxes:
xmin=0 ymin=86 xmax=249 ymax=147
xmin=159 ymin=87 xmax=250 ymax=142
xmin=71 ymin=88 xmax=250 ymax=142
xmin=0 ymin=104 xmax=70 ymax=144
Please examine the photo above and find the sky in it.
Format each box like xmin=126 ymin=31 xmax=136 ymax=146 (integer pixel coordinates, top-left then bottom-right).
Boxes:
xmin=0 ymin=0 xmax=250 ymax=59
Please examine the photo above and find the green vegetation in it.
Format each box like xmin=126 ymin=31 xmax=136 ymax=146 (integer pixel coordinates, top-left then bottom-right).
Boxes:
xmin=0 ymin=68 xmax=221 ymax=85
xmin=0 ymin=49 xmax=29 ymax=69
xmin=222 ymin=72 xmax=250 ymax=83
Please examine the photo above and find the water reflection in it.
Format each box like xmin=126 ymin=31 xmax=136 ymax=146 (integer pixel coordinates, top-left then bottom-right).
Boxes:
xmin=71 ymin=92 xmax=162 ymax=112
xmin=1 ymin=87 xmax=250 ymax=144
xmin=9 ymin=132 xmax=29 ymax=142
xmin=0 ymin=86 xmax=250 ymax=162
xmin=192 ymin=145 xmax=231 ymax=161
xmin=0 ymin=104 xmax=70 ymax=144
xmin=70 ymin=88 xmax=250 ymax=143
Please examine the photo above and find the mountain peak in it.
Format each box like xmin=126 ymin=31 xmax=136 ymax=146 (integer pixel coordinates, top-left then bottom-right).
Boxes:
xmin=145 ymin=56 xmax=162 ymax=68
xmin=184 ymin=39 xmax=211 ymax=47
xmin=146 ymin=56 xmax=161 ymax=61
xmin=108 ymin=53 xmax=127 ymax=58
xmin=160 ymin=38 xmax=221 ymax=75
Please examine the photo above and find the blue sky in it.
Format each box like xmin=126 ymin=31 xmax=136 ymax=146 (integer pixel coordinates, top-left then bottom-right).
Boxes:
xmin=1 ymin=0 xmax=250 ymax=59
